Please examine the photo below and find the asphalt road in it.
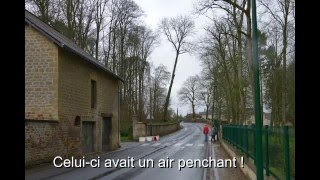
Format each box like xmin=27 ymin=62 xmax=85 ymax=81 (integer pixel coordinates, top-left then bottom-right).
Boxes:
xmin=26 ymin=122 xmax=248 ymax=180
xmin=100 ymin=122 xmax=206 ymax=180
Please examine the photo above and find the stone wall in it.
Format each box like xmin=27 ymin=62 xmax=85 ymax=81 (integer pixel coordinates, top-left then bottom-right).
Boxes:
xmin=132 ymin=116 xmax=180 ymax=140
xmin=25 ymin=25 xmax=59 ymax=121
xmin=133 ymin=122 xmax=147 ymax=140
xmin=25 ymin=120 xmax=66 ymax=167
xmin=58 ymin=48 xmax=120 ymax=154
xmin=25 ymin=25 xmax=63 ymax=167
xmin=146 ymin=122 xmax=180 ymax=136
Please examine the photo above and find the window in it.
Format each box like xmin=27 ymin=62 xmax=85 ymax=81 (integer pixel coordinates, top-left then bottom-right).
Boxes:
xmin=91 ymin=80 xmax=97 ymax=108
xmin=74 ymin=116 xmax=81 ymax=126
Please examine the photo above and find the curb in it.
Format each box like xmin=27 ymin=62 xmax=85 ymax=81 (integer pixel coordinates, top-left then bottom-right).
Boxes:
xmin=220 ymin=140 xmax=256 ymax=180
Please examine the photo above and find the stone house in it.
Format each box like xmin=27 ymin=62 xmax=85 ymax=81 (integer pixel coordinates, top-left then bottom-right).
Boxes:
xmin=185 ymin=113 xmax=202 ymax=120
xmin=198 ymin=110 xmax=212 ymax=120
xmin=25 ymin=10 xmax=123 ymax=167
xmin=244 ymin=110 xmax=271 ymax=126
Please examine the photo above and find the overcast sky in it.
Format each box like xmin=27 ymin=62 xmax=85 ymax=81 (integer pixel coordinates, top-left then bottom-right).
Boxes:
xmin=133 ymin=0 xmax=215 ymax=116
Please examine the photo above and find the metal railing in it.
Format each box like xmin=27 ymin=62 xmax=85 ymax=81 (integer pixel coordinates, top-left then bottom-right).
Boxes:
xmin=222 ymin=124 xmax=295 ymax=180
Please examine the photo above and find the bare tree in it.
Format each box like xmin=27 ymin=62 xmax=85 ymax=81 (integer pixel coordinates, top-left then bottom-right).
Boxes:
xmin=150 ymin=64 xmax=171 ymax=121
xmin=25 ymin=0 xmax=59 ymax=24
xmin=259 ymin=0 xmax=295 ymax=124
xmin=197 ymin=76 xmax=213 ymax=119
xmin=196 ymin=0 xmax=254 ymax=93
xmin=94 ymin=0 xmax=108 ymax=60
xmin=178 ymin=75 xmax=200 ymax=120
xmin=159 ymin=15 xmax=195 ymax=121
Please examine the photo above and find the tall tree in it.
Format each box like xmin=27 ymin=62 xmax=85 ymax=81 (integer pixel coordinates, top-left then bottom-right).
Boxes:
xmin=259 ymin=0 xmax=295 ymax=124
xmin=159 ymin=15 xmax=195 ymax=121
xmin=197 ymin=76 xmax=213 ymax=119
xmin=178 ymin=75 xmax=200 ymax=120
xmin=94 ymin=0 xmax=108 ymax=60
xmin=25 ymin=0 xmax=59 ymax=24
xmin=196 ymin=0 xmax=254 ymax=98
xmin=150 ymin=64 xmax=171 ymax=121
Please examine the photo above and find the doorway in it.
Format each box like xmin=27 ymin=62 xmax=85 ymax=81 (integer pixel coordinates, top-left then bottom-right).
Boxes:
xmin=102 ymin=117 xmax=112 ymax=151
xmin=82 ymin=121 xmax=94 ymax=154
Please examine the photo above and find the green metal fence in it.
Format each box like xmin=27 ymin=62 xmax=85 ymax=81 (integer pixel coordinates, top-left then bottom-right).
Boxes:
xmin=222 ymin=124 xmax=295 ymax=180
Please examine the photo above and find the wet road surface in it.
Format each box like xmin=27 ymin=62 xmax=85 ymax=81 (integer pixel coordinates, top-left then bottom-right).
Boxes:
xmin=25 ymin=122 xmax=248 ymax=180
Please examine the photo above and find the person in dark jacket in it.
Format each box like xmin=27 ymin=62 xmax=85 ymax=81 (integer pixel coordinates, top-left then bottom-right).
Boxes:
xmin=211 ymin=126 xmax=217 ymax=142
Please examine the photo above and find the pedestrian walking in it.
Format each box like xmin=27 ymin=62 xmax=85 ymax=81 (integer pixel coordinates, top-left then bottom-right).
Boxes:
xmin=203 ymin=124 xmax=209 ymax=142
xmin=211 ymin=125 xmax=216 ymax=142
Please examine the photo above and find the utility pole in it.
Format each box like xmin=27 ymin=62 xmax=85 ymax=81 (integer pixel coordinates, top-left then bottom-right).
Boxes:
xmin=177 ymin=108 xmax=179 ymax=119
xmin=150 ymin=87 xmax=152 ymax=121
xmin=149 ymin=87 xmax=152 ymax=136
xmin=252 ymin=0 xmax=264 ymax=179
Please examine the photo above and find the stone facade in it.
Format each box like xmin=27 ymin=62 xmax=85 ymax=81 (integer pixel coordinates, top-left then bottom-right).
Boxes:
xmin=25 ymin=26 xmax=59 ymax=121
xmin=25 ymin=24 xmax=120 ymax=167
xmin=146 ymin=122 xmax=180 ymax=136
xmin=58 ymin=49 xmax=120 ymax=155
xmin=132 ymin=114 xmax=180 ymax=140
xmin=25 ymin=120 xmax=66 ymax=166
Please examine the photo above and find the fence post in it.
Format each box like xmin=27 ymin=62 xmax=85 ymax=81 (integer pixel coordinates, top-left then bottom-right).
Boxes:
xmin=231 ymin=125 xmax=233 ymax=144
xmin=265 ymin=125 xmax=269 ymax=176
xmin=226 ymin=126 xmax=228 ymax=142
xmin=228 ymin=125 xmax=230 ymax=143
xmin=238 ymin=125 xmax=240 ymax=149
xmin=222 ymin=126 xmax=228 ymax=141
xmin=253 ymin=124 xmax=256 ymax=165
xmin=245 ymin=125 xmax=249 ymax=158
xmin=224 ymin=126 xmax=227 ymax=142
xmin=235 ymin=125 xmax=238 ymax=149
xmin=224 ymin=126 xmax=226 ymax=141
xmin=238 ymin=125 xmax=241 ymax=150
xmin=222 ymin=126 xmax=224 ymax=140
xmin=233 ymin=125 xmax=236 ymax=146
xmin=240 ymin=125 xmax=243 ymax=153
xmin=284 ymin=126 xmax=290 ymax=180
xmin=230 ymin=125 xmax=232 ymax=145
xmin=226 ymin=126 xmax=229 ymax=142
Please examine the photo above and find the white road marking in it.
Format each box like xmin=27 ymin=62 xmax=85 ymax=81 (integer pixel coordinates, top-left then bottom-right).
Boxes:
xmin=152 ymin=143 xmax=161 ymax=146
xmin=185 ymin=144 xmax=193 ymax=146
xmin=141 ymin=143 xmax=149 ymax=146
xmin=174 ymin=143 xmax=182 ymax=147
xmin=198 ymin=144 xmax=204 ymax=147
xmin=211 ymin=143 xmax=220 ymax=180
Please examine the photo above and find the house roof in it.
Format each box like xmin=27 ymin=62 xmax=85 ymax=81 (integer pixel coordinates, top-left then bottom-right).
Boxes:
xmin=199 ymin=111 xmax=212 ymax=115
xmin=186 ymin=113 xmax=201 ymax=117
xmin=264 ymin=112 xmax=271 ymax=120
xmin=25 ymin=10 xmax=124 ymax=82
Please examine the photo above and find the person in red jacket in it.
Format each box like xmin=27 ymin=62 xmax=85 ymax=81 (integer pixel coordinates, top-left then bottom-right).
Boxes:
xmin=203 ymin=124 xmax=209 ymax=142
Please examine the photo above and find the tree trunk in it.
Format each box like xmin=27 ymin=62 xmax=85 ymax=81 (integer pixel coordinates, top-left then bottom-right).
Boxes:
xmin=149 ymin=87 xmax=152 ymax=120
xmin=212 ymin=99 xmax=214 ymax=120
xmin=163 ymin=49 xmax=180 ymax=121
xmin=95 ymin=25 xmax=100 ymax=60
xmin=111 ymin=26 xmax=117 ymax=72
xmin=192 ymin=103 xmax=195 ymax=119
xmin=206 ymin=105 xmax=209 ymax=119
